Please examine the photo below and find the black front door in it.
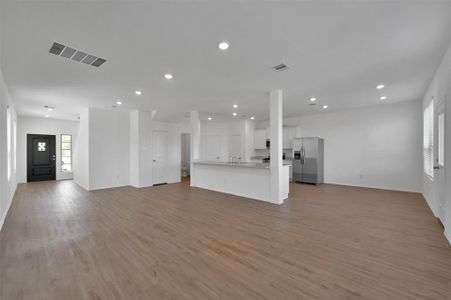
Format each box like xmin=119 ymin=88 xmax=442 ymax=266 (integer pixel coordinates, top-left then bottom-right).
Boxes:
xmin=27 ymin=134 xmax=56 ymax=182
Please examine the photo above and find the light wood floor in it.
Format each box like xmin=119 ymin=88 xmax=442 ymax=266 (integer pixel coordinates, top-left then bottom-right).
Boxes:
xmin=0 ymin=180 xmax=450 ymax=300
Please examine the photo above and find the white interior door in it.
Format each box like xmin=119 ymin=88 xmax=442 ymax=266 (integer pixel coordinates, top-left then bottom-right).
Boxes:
xmin=152 ymin=130 xmax=168 ymax=185
xmin=434 ymin=96 xmax=446 ymax=222
xmin=230 ymin=134 xmax=242 ymax=161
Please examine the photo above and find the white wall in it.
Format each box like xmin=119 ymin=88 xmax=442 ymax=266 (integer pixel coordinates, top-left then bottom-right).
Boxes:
xmin=422 ymin=42 xmax=451 ymax=243
xmin=73 ymin=108 xmax=89 ymax=190
xmin=89 ymin=108 xmax=130 ymax=190
xmin=0 ymin=69 xmax=17 ymax=231
xmin=74 ymin=108 xmax=184 ymax=190
xmin=16 ymin=116 xmax=79 ymax=183
xmin=1 ymin=9 xmax=18 ymax=230
xmin=259 ymin=100 xmax=423 ymax=192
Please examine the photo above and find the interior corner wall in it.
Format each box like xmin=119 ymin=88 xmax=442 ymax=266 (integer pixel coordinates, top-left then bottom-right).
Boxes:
xmin=73 ymin=108 xmax=89 ymax=190
xmin=0 ymin=69 xmax=17 ymax=231
xmin=16 ymin=116 xmax=79 ymax=183
xmin=129 ymin=110 xmax=140 ymax=187
xmin=88 ymin=108 xmax=130 ymax=190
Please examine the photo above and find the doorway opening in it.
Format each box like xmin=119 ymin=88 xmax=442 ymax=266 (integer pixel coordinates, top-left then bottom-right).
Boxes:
xmin=181 ymin=133 xmax=190 ymax=184
xmin=27 ymin=134 xmax=56 ymax=182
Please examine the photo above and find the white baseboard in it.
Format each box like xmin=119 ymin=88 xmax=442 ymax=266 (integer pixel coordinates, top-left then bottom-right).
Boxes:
xmin=88 ymin=183 xmax=129 ymax=191
xmin=73 ymin=180 xmax=89 ymax=191
xmin=0 ymin=208 xmax=8 ymax=233
xmin=0 ymin=182 xmax=17 ymax=233
xmin=421 ymin=192 xmax=439 ymax=217
xmin=324 ymin=181 xmax=421 ymax=194
xmin=444 ymin=228 xmax=451 ymax=246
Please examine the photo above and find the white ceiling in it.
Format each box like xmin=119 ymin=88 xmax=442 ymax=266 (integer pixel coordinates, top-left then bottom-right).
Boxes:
xmin=1 ymin=1 xmax=450 ymax=122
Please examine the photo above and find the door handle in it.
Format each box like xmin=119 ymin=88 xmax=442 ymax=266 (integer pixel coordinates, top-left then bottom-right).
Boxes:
xmin=301 ymin=147 xmax=305 ymax=165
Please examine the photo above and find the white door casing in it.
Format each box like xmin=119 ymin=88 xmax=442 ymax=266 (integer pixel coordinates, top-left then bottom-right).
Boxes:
xmin=434 ymin=94 xmax=446 ymax=223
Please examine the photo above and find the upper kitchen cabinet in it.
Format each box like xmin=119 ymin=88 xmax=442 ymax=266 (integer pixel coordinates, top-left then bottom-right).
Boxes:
xmin=254 ymin=129 xmax=267 ymax=149
xmin=283 ymin=127 xmax=296 ymax=149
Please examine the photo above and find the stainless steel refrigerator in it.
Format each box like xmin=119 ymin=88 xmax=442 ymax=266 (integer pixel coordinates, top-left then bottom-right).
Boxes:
xmin=292 ymin=137 xmax=324 ymax=184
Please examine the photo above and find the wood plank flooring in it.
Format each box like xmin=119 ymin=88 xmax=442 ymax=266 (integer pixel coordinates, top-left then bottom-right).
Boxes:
xmin=0 ymin=179 xmax=450 ymax=299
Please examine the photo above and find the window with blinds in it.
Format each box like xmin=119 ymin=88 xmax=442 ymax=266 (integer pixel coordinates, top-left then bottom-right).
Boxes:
xmin=423 ymin=100 xmax=434 ymax=178
xmin=6 ymin=106 xmax=11 ymax=181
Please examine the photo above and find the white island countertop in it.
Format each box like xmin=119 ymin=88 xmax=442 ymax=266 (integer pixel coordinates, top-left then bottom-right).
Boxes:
xmin=193 ymin=160 xmax=291 ymax=169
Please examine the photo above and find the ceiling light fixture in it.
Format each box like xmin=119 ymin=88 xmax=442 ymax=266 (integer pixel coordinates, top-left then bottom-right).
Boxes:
xmin=233 ymin=104 xmax=238 ymax=108
xmin=380 ymin=96 xmax=387 ymax=100
xmin=116 ymin=101 xmax=122 ymax=105
xmin=233 ymin=112 xmax=237 ymax=116
xmin=322 ymin=105 xmax=328 ymax=109
xmin=310 ymin=97 xmax=316 ymax=102
xmin=135 ymin=90 xmax=142 ymax=95
xmin=376 ymin=84 xmax=385 ymax=89
xmin=164 ymin=73 xmax=173 ymax=80
xmin=44 ymin=105 xmax=54 ymax=111
xmin=208 ymin=117 xmax=212 ymax=121
xmin=250 ymin=116 xmax=255 ymax=120
xmin=218 ymin=41 xmax=229 ymax=50
xmin=45 ymin=114 xmax=50 ymax=118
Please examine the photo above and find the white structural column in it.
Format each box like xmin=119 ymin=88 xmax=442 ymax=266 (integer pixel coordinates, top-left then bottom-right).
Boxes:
xmin=129 ymin=110 xmax=153 ymax=188
xmin=190 ymin=111 xmax=201 ymax=186
xmin=270 ymin=89 xmax=284 ymax=204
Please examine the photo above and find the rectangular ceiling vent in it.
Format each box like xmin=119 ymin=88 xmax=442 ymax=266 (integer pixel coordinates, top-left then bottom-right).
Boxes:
xmin=272 ymin=63 xmax=289 ymax=72
xmin=48 ymin=42 xmax=107 ymax=68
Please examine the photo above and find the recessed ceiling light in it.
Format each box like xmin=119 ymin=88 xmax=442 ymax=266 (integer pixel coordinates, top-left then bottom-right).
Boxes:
xmin=250 ymin=116 xmax=255 ymax=120
xmin=380 ymin=96 xmax=387 ymax=100
xmin=218 ymin=41 xmax=229 ymax=50
xmin=164 ymin=73 xmax=173 ymax=80
xmin=376 ymin=84 xmax=385 ymax=89
xmin=135 ymin=90 xmax=142 ymax=95
xmin=45 ymin=114 xmax=50 ymax=118
xmin=116 ymin=101 xmax=122 ymax=105
xmin=208 ymin=117 xmax=212 ymax=121
xmin=310 ymin=97 xmax=316 ymax=102
xmin=322 ymin=105 xmax=328 ymax=109
xmin=233 ymin=112 xmax=237 ymax=116
xmin=44 ymin=105 xmax=54 ymax=111
xmin=233 ymin=104 xmax=238 ymax=108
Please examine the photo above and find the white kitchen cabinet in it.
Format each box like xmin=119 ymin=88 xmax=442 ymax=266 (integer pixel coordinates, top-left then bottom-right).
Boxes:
xmin=283 ymin=127 xmax=296 ymax=149
xmin=201 ymin=135 xmax=222 ymax=161
xmin=254 ymin=129 xmax=267 ymax=149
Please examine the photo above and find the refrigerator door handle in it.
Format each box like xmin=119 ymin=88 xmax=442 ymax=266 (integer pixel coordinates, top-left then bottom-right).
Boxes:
xmin=301 ymin=147 xmax=305 ymax=165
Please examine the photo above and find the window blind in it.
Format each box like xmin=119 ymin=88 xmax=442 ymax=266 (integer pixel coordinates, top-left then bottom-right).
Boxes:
xmin=6 ymin=107 xmax=11 ymax=181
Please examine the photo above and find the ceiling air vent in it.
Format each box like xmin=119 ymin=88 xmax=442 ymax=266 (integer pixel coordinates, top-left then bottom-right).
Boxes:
xmin=272 ymin=63 xmax=289 ymax=72
xmin=48 ymin=42 xmax=107 ymax=68
xmin=49 ymin=42 xmax=65 ymax=55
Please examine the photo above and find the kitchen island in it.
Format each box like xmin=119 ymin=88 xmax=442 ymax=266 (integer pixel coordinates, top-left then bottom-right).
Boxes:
xmin=191 ymin=161 xmax=290 ymax=203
